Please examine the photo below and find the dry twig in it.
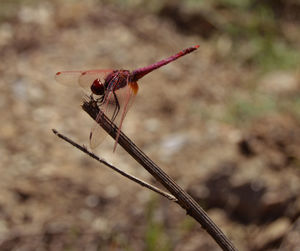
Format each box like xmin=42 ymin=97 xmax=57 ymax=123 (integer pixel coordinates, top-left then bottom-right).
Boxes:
xmin=52 ymin=129 xmax=177 ymax=202
xmin=81 ymin=98 xmax=238 ymax=251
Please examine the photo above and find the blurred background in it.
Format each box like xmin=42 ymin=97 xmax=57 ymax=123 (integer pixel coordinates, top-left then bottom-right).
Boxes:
xmin=0 ymin=0 xmax=299 ymax=250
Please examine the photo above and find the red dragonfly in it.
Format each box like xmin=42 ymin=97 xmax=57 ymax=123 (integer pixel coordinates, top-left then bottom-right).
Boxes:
xmin=55 ymin=45 xmax=199 ymax=151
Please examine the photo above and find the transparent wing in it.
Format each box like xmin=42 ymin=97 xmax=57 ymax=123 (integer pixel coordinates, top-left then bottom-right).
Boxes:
xmin=55 ymin=69 xmax=112 ymax=91
xmin=55 ymin=71 xmax=83 ymax=86
xmin=89 ymin=82 xmax=139 ymax=150
xmin=89 ymin=120 xmax=108 ymax=150
xmin=79 ymin=69 xmax=112 ymax=89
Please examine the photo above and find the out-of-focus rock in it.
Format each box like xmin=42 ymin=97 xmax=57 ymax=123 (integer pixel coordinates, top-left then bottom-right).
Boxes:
xmin=253 ymin=218 xmax=291 ymax=250
xmin=258 ymin=71 xmax=299 ymax=96
xmin=280 ymin=218 xmax=300 ymax=250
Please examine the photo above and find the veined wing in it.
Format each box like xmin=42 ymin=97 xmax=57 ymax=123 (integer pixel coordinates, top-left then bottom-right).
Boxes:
xmin=55 ymin=70 xmax=84 ymax=86
xmin=79 ymin=69 xmax=112 ymax=89
xmin=89 ymin=81 xmax=139 ymax=150
xmin=55 ymin=69 xmax=112 ymax=90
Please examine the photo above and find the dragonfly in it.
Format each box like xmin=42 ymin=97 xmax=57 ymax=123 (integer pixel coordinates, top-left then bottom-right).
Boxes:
xmin=55 ymin=45 xmax=199 ymax=151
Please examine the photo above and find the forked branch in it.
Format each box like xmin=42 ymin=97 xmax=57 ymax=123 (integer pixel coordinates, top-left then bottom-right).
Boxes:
xmin=81 ymin=98 xmax=238 ymax=251
xmin=52 ymin=129 xmax=176 ymax=202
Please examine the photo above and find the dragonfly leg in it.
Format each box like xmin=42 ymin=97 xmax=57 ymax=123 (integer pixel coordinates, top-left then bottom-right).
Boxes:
xmin=95 ymin=94 xmax=105 ymax=106
xmin=89 ymin=93 xmax=95 ymax=102
xmin=111 ymin=91 xmax=120 ymax=122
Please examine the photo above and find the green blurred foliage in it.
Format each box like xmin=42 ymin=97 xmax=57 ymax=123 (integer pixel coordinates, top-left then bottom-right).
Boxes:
xmin=221 ymin=2 xmax=300 ymax=71
xmin=224 ymin=92 xmax=300 ymax=125
xmin=179 ymin=217 xmax=196 ymax=235
xmin=2 ymin=0 xmax=299 ymax=72
xmin=224 ymin=94 xmax=277 ymax=125
xmin=145 ymin=198 xmax=171 ymax=251
xmin=0 ymin=0 xmax=39 ymax=20
xmin=100 ymin=0 xmax=300 ymax=71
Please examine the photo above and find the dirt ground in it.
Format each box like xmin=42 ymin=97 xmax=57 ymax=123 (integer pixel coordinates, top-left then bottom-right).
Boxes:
xmin=0 ymin=1 xmax=299 ymax=250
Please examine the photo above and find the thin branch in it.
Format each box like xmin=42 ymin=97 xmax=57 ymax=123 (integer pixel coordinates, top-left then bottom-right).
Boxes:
xmin=52 ymin=129 xmax=177 ymax=202
xmin=81 ymin=98 xmax=238 ymax=251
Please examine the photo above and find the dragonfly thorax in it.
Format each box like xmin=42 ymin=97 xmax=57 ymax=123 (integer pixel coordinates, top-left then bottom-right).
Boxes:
xmin=103 ymin=70 xmax=131 ymax=92
xmin=91 ymin=70 xmax=132 ymax=98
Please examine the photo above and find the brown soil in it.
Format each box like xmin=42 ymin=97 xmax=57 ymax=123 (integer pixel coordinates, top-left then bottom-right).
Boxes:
xmin=0 ymin=1 xmax=299 ymax=250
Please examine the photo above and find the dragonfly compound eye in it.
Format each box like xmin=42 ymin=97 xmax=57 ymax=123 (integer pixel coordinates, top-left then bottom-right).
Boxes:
xmin=91 ymin=78 xmax=105 ymax=95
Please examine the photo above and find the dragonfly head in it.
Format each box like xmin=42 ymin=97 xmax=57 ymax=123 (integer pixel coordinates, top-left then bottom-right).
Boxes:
xmin=91 ymin=78 xmax=105 ymax=96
